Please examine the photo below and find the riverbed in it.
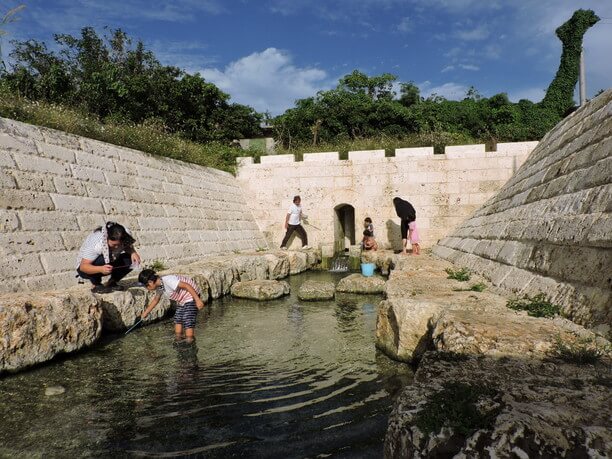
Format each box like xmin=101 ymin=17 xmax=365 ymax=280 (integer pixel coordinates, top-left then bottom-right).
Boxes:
xmin=0 ymin=271 xmax=412 ymax=458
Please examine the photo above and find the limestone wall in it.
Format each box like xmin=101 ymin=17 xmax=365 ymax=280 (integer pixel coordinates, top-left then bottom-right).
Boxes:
xmin=0 ymin=117 xmax=268 ymax=293
xmin=236 ymin=142 xmax=537 ymax=251
xmin=433 ymin=90 xmax=612 ymax=334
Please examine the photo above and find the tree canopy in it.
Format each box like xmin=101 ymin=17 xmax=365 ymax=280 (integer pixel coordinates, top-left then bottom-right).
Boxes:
xmin=1 ymin=27 xmax=262 ymax=141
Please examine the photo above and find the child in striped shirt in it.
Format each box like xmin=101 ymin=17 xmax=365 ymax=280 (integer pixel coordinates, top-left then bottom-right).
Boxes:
xmin=139 ymin=269 xmax=205 ymax=342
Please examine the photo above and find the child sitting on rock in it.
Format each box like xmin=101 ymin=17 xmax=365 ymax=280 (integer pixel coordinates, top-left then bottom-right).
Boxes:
xmin=362 ymin=229 xmax=378 ymax=251
xmin=138 ymin=269 xmax=205 ymax=342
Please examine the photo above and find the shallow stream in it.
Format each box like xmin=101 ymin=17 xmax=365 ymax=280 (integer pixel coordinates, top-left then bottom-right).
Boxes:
xmin=0 ymin=271 xmax=412 ymax=458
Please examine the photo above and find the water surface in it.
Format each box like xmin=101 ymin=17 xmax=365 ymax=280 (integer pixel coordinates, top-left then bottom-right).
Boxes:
xmin=0 ymin=272 xmax=412 ymax=458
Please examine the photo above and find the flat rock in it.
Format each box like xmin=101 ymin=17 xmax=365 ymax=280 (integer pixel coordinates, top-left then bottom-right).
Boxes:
xmin=298 ymin=280 xmax=335 ymax=301
xmin=336 ymin=273 xmax=386 ymax=294
xmin=230 ymin=280 xmax=290 ymax=301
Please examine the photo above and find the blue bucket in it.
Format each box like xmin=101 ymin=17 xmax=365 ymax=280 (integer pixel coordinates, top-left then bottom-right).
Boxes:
xmin=361 ymin=263 xmax=375 ymax=277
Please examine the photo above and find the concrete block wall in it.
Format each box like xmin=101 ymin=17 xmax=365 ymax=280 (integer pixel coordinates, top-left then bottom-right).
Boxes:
xmin=236 ymin=142 xmax=537 ymax=251
xmin=433 ymin=90 xmax=612 ymax=334
xmin=0 ymin=117 xmax=268 ymax=293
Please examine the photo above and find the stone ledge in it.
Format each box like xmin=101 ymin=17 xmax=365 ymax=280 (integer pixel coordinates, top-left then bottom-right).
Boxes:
xmin=0 ymin=249 xmax=319 ymax=375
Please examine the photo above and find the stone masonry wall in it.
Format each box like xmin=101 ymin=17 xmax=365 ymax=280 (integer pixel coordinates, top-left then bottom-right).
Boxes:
xmin=236 ymin=142 xmax=537 ymax=251
xmin=0 ymin=117 xmax=268 ymax=293
xmin=433 ymin=90 xmax=612 ymax=334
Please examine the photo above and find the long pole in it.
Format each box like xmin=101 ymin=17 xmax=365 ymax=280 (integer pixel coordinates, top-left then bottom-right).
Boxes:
xmin=579 ymin=47 xmax=586 ymax=106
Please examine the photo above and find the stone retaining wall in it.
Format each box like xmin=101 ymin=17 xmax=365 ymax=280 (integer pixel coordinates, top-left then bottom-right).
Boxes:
xmin=236 ymin=142 xmax=536 ymax=250
xmin=433 ymin=90 xmax=612 ymax=335
xmin=0 ymin=118 xmax=268 ymax=293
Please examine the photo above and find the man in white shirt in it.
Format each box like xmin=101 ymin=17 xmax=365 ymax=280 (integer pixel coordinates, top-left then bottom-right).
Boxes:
xmin=280 ymin=195 xmax=309 ymax=249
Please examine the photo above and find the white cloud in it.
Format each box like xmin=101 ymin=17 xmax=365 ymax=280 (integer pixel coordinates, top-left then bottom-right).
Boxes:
xmin=459 ymin=64 xmax=479 ymax=71
xmin=419 ymin=81 xmax=469 ymax=100
xmin=456 ymin=25 xmax=489 ymax=41
xmin=397 ymin=17 xmax=413 ymax=33
xmin=441 ymin=65 xmax=455 ymax=73
xmin=200 ymin=48 xmax=333 ymax=115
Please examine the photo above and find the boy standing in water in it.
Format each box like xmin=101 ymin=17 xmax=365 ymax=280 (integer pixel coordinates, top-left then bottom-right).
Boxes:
xmin=139 ymin=269 xmax=205 ymax=342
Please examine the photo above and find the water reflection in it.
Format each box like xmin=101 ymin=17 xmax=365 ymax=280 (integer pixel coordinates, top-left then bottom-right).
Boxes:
xmin=0 ymin=271 xmax=412 ymax=458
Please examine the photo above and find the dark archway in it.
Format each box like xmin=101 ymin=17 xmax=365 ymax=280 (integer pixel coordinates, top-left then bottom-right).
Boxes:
xmin=334 ymin=204 xmax=355 ymax=253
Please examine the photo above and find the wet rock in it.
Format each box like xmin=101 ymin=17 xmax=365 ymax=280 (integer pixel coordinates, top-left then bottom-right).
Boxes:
xmin=385 ymin=352 xmax=612 ymax=459
xmin=231 ymin=280 xmax=290 ymax=301
xmin=336 ymin=273 xmax=386 ymax=294
xmin=94 ymin=286 xmax=172 ymax=332
xmin=0 ymin=289 xmax=102 ymax=374
xmin=298 ymin=280 xmax=335 ymax=301
xmin=44 ymin=385 xmax=66 ymax=396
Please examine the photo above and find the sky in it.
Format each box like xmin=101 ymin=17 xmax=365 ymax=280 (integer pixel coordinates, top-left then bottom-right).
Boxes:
xmin=1 ymin=0 xmax=611 ymax=115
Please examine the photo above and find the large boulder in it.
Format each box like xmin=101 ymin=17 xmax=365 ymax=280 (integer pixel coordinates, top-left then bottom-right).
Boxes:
xmin=336 ymin=273 xmax=386 ymax=294
xmin=298 ymin=280 xmax=335 ymax=301
xmin=385 ymin=351 xmax=612 ymax=458
xmin=230 ymin=280 xmax=290 ymax=301
xmin=179 ymin=259 xmax=236 ymax=299
xmin=264 ymin=253 xmax=290 ymax=279
xmin=231 ymin=255 xmax=270 ymax=281
xmin=94 ymin=286 xmax=172 ymax=332
xmin=280 ymin=250 xmax=319 ymax=274
xmin=0 ymin=289 xmax=102 ymax=374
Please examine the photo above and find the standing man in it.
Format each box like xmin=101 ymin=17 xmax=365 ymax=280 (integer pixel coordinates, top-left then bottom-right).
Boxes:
xmin=280 ymin=195 xmax=309 ymax=250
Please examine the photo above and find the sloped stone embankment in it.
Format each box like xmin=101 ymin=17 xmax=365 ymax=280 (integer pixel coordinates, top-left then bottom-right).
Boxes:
xmin=378 ymin=253 xmax=611 ymax=457
xmin=0 ymin=250 xmax=318 ymax=375
xmin=433 ymin=90 xmax=612 ymax=336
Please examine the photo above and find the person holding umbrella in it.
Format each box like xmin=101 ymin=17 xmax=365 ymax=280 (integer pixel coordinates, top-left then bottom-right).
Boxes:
xmin=393 ymin=197 xmax=420 ymax=255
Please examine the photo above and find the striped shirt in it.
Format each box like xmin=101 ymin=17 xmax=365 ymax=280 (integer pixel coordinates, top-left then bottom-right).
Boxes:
xmin=160 ymin=275 xmax=199 ymax=306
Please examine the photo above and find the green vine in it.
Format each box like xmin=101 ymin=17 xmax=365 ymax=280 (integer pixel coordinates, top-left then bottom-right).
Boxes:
xmin=541 ymin=9 xmax=600 ymax=116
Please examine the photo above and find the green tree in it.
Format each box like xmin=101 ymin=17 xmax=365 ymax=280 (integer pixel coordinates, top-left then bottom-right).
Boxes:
xmin=540 ymin=9 xmax=600 ymax=116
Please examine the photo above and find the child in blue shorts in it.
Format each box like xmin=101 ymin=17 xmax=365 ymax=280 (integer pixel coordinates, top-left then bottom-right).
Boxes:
xmin=139 ymin=269 xmax=205 ymax=342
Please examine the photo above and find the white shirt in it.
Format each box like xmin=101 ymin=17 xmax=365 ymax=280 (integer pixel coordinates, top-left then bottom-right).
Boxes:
xmin=76 ymin=231 xmax=106 ymax=269
xmin=287 ymin=203 xmax=302 ymax=225
xmin=75 ymin=226 xmax=134 ymax=269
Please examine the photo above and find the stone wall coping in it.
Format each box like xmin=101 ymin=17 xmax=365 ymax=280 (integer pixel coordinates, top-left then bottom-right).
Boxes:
xmin=237 ymin=141 xmax=538 ymax=167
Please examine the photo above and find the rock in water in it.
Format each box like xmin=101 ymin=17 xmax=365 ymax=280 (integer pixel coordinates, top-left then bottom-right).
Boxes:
xmin=298 ymin=281 xmax=335 ymax=301
xmin=45 ymin=385 xmax=66 ymax=396
xmin=336 ymin=274 xmax=386 ymax=294
xmin=230 ymin=280 xmax=290 ymax=301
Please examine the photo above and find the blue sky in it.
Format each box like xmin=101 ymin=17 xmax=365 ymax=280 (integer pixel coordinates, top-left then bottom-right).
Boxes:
xmin=1 ymin=0 xmax=611 ymax=115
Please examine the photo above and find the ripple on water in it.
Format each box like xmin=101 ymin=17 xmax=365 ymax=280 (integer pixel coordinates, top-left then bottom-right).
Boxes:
xmin=0 ymin=271 xmax=412 ymax=458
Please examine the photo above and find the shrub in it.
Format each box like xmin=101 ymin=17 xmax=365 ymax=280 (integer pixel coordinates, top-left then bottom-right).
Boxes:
xmin=445 ymin=267 xmax=471 ymax=282
xmin=550 ymin=336 xmax=610 ymax=365
xmin=506 ymin=293 xmax=561 ymax=318
xmin=144 ymin=259 xmax=167 ymax=271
